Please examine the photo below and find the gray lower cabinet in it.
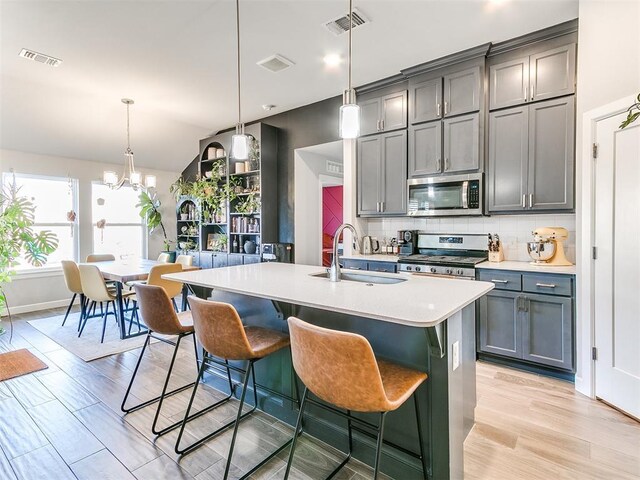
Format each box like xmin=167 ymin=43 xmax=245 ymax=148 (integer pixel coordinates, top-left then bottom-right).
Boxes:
xmin=357 ymin=130 xmax=407 ymax=216
xmin=359 ymin=91 xmax=407 ymax=136
xmin=409 ymin=122 xmax=441 ymax=177
xmin=479 ymin=290 xmax=521 ymax=359
xmin=212 ymin=252 xmax=228 ymax=268
xmin=487 ymin=96 xmax=574 ymax=213
xmin=443 ymin=113 xmax=480 ymax=173
xmin=522 ymin=294 xmax=573 ymax=370
xmin=200 ymin=253 xmax=213 ymax=269
xmin=341 ymin=258 xmax=397 ymax=273
xmin=227 ymin=254 xmax=243 ymax=266
xmin=478 ymin=270 xmax=575 ymax=372
xmin=443 ymin=66 xmax=481 ymax=117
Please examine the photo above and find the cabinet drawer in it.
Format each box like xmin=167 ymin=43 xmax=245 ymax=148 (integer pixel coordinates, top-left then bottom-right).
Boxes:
xmin=367 ymin=261 xmax=397 ymax=273
xmin=478 ymin=270 xmax=522 ymax=291
xmin=342 ymin=259 xmax=368 ymax=271
xmin=523 ymin=274 xmax=572 ymax=297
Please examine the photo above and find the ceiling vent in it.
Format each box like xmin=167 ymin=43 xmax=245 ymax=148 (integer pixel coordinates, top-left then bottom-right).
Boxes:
xmin=19 ymin=48 xmax=62 ymax=67
xmin=324 ymin=8 xmax=370 ymax=36
xmin=257 ymin=54 xmax=295 ymax=73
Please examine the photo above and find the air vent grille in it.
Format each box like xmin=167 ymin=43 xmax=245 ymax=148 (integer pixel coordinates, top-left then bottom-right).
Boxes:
xmin=257 ymin=54 xmax=295 ymax=73
xmin=19 ymin=48 xmax=62 ymax=67
xmin=326 ymin=161 xmax=343 ymax=175
xmin=324 ymin=8 xmax=369 ymax=36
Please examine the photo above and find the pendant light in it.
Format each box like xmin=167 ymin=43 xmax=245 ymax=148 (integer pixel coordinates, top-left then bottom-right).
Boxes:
xmin=103 ymin=99 xmax=156 ymax=190
xmin=339 ymin=0 xmax=360 ymax=139
xmin=230 ymin=0 xmax=249 ymax=160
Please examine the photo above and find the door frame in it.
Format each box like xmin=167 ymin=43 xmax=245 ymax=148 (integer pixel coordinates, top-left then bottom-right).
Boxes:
xmin=579 ymin=94 xmax=637 ymax=398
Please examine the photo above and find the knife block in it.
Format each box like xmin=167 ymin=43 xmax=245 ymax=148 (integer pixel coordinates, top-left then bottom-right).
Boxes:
xmin=488 ymin=249 xmax=504 ymax=263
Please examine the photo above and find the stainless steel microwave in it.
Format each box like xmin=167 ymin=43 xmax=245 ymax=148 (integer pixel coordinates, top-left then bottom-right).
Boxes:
xmin=407 ymin=173 xmax=483 ymax=217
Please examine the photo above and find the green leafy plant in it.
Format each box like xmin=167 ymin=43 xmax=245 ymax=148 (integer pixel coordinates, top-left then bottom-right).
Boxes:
xmin=235 ymin=192 xmax=261 ymax=216
xmin=169 ymin=177 xmax=193 ymax=201
xmin=620 ymin=93 xmax=640 ymax=129
xmin=0 ymin=180 xmax=59 ymax=336
xmin=137 ymin=191 xmax=173 ymax=251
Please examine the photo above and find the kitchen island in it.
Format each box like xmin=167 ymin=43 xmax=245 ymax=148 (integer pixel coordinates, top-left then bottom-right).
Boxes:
xmin=165 ymin=263 xmax=493 ymax=479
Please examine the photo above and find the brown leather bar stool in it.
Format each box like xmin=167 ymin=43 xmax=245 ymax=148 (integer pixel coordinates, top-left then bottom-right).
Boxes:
xmin=175 ymin=296 xmax=291 ymax=480
xmin=120 ymin=284 xmax=222 ymax=436
xmin=285 ymin=317 xmax=429 ymax=480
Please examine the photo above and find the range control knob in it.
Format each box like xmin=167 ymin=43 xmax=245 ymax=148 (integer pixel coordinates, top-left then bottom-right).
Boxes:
xmin=457 ymin=269 xmax=464 ymax=275
xmin=445 ymin=268 xmax=453 ymax=275
xmin=430 ymin=267 xmax=437 ymax=273
xmin=415 ymin=266 xmax=421 ymax=272
xmin=406 ymin=265 xmax=412 ymax=271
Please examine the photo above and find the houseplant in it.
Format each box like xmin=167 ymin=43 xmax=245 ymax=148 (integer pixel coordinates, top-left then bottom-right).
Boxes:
xmin=137 ymin=190 xmax=175 ymax=260
xmin=0 ymin=180 xmax=58 ymax=336
xmin=169 ymin=177 xmax=193 ymax=201
xmin=620 ymin=92 xmax=640 ymax=129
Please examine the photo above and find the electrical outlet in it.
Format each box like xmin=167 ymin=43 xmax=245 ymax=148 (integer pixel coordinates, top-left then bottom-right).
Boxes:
xmin=452 ymin=341 xmax=460 ymax=371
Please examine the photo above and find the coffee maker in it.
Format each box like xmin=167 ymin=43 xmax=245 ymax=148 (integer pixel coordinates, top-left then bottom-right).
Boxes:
xmin=397 ymin=230 xmax=418 ymax=256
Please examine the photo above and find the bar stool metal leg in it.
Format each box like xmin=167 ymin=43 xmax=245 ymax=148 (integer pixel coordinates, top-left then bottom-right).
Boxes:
xmin=373 ymin=412 xmax=388 ymax=479
xmin=284 ymin=387 xmax=308 ymax=480
xmin=413 ymin=392 xmax=428 ymax=480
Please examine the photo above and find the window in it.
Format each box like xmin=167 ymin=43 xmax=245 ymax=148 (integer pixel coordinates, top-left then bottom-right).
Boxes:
xmin=1 ymin=173 xmax=79 ymax=271
xmin=92 ymin=183 xmax=146 ymax=259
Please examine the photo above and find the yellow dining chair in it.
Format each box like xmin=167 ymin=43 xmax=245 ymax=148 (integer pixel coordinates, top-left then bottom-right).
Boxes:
xmin=60 ymin=260 xmax=85 ymax=328
xmin=157 ymin=252 xmax=172 ymax=263
xmin=175 ymin=254 xmax=193 ymax=267
xmin=86 ymin=253 xmax=116 ymax=262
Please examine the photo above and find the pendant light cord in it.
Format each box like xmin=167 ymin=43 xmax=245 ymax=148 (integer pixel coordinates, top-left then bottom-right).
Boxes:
xmin=236 ymin=0 xmax=242 ymax=128
xmin=348 ymin=0 xmax=353 ymax=94
xmin=126 ymin=101 xmax=132 ymax=154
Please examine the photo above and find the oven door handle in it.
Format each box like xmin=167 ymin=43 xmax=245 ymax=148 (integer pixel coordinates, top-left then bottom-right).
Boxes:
xmin=462 ymin=181 xmax=469 ymax=209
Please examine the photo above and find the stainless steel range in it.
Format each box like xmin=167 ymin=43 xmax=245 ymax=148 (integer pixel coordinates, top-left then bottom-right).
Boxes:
xmin=397 ymin=233 xmax=488 ymax=279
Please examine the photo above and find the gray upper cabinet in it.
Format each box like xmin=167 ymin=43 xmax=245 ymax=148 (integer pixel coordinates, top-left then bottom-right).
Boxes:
xmin=490 ymin=43 xmax=576 ymax=110
xmin=488 ymin=106 xmax=529 ymax=212
xmin=479 ymin=290 xmax=521 ymax=359
xmin=380 ymin=130 xmax=407 ymax=214
xmin=528 ymin=96 xmax=575 ymax=210
xmin=489 ymin=57 xmax=529 ymax=110
xmin=409 ymin=122 xmax=441 ymax=177
xmin=357 ymin=131 xmax=407 ymax=216
xmin=443 ymin=113 xmax=480 ymax=173
xmin=360 ymin=98 xmax=382 ymax=137
xmin=487 ymin=97 xmax=574 ymax=213
xmin=522 ymin=294 xmax=573 ymax=370
xmin=357 ymin=136 xmax=382 ymax=215
xmin=409 ymin=78 xmax=442 ymax=124
xmin=529 ymin=44 xmax=576 ymax=103
xmin=443 ymin=67 xmax=481 ymax=117
xmin=358 ymin=91 xmax=407 ymax=136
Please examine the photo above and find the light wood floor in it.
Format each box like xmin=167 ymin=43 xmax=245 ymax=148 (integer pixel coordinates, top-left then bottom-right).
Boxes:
xmin=0 ymin=307 xmax=638 ymax=480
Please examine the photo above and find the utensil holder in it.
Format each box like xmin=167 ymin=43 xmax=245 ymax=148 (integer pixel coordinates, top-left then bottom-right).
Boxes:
xmin=488 ymin=250 xmax=504 ymax=263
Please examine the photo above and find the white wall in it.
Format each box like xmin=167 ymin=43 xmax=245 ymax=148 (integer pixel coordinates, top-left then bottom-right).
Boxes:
xmin=575 ymin=0 xmax=640 ymax=396
xmin=366 ymin=214 xmax=577 ymax=263
xmin=294 ymin=142 xmax=343 ymax=266
xmin=0 ymin=149 xmax=181 ymax=313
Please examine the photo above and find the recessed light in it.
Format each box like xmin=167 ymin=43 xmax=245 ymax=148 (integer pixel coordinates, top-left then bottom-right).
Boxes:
xmin=323 ymin=54 xmax=342 ymax=68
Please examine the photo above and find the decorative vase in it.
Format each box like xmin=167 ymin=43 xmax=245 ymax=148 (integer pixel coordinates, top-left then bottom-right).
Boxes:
xmin=244 ymin=240 xmax=257 ymax=255
xmin=180 ymin=213 xmax=188 ymax=221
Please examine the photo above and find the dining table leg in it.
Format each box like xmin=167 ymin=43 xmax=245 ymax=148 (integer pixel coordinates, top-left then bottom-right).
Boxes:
xmin=116 ymin=281 xmax=127 ymax=339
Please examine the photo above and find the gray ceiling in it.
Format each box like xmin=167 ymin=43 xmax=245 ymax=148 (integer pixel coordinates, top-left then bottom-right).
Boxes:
xmin=0 ymin=0 xmax=578 ymax=172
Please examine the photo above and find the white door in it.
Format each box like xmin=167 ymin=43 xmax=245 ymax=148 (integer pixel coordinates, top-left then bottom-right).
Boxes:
xmin=594 ymin=112 xmax=640 ymax=418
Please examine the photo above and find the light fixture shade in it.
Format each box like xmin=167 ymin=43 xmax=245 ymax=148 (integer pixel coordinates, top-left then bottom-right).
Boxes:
xmin=130 ymin=171 xmax=142 ymax=186
xmin=103 ymin=171 xmax=118 ymax=186
xmin=145 ymin=175 xmax=156 ymax=189
xmin=231 ymin=133 xmax=250 ymax=160
xmin=339 ymin=103 xmax=360 ymax=139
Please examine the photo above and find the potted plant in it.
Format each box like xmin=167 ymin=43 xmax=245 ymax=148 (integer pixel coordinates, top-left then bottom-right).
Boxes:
xmin=620 ymin=92 xmax=640 ymax=129
xmin=0 ymin=180 xmax=58 ymax=336
xmin=137 ymin=190 xmax=175 ymax=261
xmin=169 ymin=177 xmax=193 ymax=201
xmin=236 ymin=192 xmax=260 ymax=215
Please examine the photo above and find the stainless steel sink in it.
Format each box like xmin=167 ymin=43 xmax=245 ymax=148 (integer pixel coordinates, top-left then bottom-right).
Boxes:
xmin=310 ymin=270 xmax=407 ymax=285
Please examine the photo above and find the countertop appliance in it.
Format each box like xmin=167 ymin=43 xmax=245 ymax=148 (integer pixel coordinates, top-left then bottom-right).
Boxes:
xmin=407 ymin=173 xmax=483 ymax=217
xmin=397 ymin=230 xmax=418 ymax=256
xmin=261 ymin=243 xmax=293 ymax=263
xmin=361 ymin=236 xmax=380 ymax=255
xmin=397 ymin=233 xmax=488 ymax=279
xmin=527 ymin=227 xmax=573 ymax=266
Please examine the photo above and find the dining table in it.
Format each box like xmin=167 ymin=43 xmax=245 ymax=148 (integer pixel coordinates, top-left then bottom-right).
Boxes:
xmin=87 ymin=258 xmax=198 ymax=340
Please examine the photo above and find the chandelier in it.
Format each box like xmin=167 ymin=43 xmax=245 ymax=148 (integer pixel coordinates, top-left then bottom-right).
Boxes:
xmin=103 ymin=98 xmax=156 ymax=190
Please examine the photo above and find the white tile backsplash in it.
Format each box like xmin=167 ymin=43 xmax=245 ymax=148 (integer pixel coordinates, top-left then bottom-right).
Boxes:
xmin=365 ymin=214 xmax=576 ymax=263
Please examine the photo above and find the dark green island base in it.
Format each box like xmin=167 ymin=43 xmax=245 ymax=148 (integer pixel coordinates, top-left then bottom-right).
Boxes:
xmin=195 ymin=289 xmax=477 ymax=480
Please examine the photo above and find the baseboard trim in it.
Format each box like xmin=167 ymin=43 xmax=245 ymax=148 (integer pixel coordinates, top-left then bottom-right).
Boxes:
xmin=1 ymin=297 xmax=76 ymax=317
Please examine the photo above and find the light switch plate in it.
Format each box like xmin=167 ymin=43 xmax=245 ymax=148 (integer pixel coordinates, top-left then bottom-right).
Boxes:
xmin=452 ymin=341 xmax=460 ymax=371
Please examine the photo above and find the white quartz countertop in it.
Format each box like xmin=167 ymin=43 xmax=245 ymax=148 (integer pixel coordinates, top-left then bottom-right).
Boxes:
xmin=164 ymin=262 xmax=494 ymax=328
xmin=340 ymin=253 xmax=400 ymax=263
xmin=476 ymin=260 xmax=576 ymax=275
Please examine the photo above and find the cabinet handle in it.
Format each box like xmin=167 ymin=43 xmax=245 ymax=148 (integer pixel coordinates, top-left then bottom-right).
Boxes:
xmin=381 ymin=201 xmax=385 ymax=212
xmin=528 ymin=193 xmax=533 ymax=208
xmin=524 ymin=86 xmax=528 ymax=102
xmin=436 ymin=158 xmax=441 ymax=171
xmin=491 ymin=279 xmax=509 ymax=284
xmin=444 ymin=158 xmax=449 ymax=171
xmin=376 ymin=120 xmax=380 ymax=131
xmin=522 ymin=194 xmax=526 ymax=208
xmin=381 ymin=119 xmax=385 ymax=130
xmin=536 ymin=283 xmax=556 ymax=288
xmin=437 ymin=103 xmax=441 ymax=117
xmin=444 ymin=101 xmax=448 ymax=115
xmin=531 ymin=85 xmax=535 ymax=101
xmin=376 ymin=202 xmax=380 ymax=212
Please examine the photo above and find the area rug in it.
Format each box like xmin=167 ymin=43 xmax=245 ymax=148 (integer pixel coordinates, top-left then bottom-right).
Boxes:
xmin=0 ymin=349 xmax=48 ymax=381
xmin=28 ymin=312 xmax=155 ymax=362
